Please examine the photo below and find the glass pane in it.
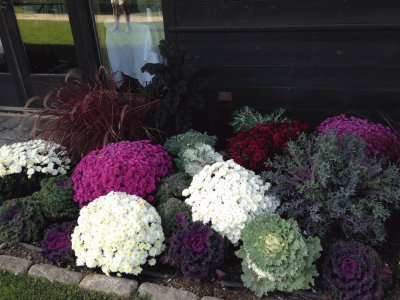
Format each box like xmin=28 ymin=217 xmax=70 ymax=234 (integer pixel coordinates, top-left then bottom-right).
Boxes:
xmin=91 ymin=0 xmax=164 ymax=86
xmin=0 ymin=39 xmax=8 ymax=72
xmin=14 ymin=0 xmax=78 ymax=74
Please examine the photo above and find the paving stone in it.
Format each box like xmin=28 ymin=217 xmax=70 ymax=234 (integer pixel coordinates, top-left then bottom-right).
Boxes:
xmin=138 ymin=282 xmax=199 ymax=300
xmin=79 ymin=273 xmax=138 ymax=298
xmin=0 ymin=117 xmax=23 ymax=129
xmin=0 ymin=139 xmax=12 ymax=147
xmin=20 ymin=243 xmax=42 ymax=253
xmin=0 ymin=255 xmax=32 ymax=274
xmin=0 ymin=128 xmax=28 ymax=141
xmin=201 ymin=297 xmax=225 ymax=300
xmin=29 ymin=264 xmax=83 ymax=285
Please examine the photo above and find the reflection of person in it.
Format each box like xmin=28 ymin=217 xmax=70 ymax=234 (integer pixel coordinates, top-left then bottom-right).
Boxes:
xmin=111 ymin=0 xmax=131 ymax=32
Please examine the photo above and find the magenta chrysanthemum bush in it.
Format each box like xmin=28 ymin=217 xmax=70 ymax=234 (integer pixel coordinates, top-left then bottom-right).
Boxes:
xmin=72 ymin=141 xmax=173 ymax=207
xmin=317 ymin=114 xmax=400 ymax=162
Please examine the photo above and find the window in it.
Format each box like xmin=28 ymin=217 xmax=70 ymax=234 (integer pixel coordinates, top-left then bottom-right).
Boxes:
xmin=91 ymin=0 xmax=164 ymax=85
xmin=14 ymin=0 xmax=78 ymax=74
xmin=0 ymin=38 xmax=7 ymax=72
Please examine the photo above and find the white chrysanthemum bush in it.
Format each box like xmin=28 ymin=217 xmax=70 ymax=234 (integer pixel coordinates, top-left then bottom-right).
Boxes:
xmin=183 ymin=160 xmax=280 ymax=243
xmin=71 ymin=192 xmax=165 ymax=275
xmin=0 ymin=139 xmax=71 ymax=203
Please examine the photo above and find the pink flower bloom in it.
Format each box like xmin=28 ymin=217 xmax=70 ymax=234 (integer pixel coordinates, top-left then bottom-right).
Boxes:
xmin=72 ymin=140 xmax=172 ymax=207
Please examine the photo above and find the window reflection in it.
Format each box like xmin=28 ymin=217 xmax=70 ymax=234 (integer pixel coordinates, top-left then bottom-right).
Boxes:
xmin=92 ymin=0 xmax=164 ymax=86
xmin=14 ymin=0 xmax=78 ymax=74
xmin=0 ymin=39 xmax=7 ymax=72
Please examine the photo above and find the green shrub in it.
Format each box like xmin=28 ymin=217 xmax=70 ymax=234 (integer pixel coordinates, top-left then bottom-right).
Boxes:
xmin=0 ymin=196 xmax=46 ymax=243
xmin=237 ymin=213 xmax=321 ymax=297
xmin=230 ymin=106 xmax=288 ymax=133
xmin=157 ymin=198 xmax=192 ymax=237
xmin=264 ymin=133 xmax=400 ymax=246
xmin=35 ymin=176 xmax=79 ymax=220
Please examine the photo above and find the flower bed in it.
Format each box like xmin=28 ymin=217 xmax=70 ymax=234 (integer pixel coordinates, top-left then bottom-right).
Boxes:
xmin=0 ymin=109 xmax=399 ymax=300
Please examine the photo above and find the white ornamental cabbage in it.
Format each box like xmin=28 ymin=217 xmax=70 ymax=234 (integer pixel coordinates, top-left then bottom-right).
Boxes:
xmin=183 ymin=160 xmax=280 ymax=243
xmin=0 ymin=139 xmax=70 ymax=178
xmin=71 ymin=192 xmax=165 ymax=276
xmin=180 ymin=143 xmax=223 ymax=177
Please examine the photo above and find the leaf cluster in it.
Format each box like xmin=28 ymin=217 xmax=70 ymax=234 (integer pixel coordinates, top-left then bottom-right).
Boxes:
xmin=264 ymin=133 xmax=400 ymax=245
xmin=237 ymin=213 xmax=321 ymax=296
xmin=34 ymin=176 xmax=79 ymax=221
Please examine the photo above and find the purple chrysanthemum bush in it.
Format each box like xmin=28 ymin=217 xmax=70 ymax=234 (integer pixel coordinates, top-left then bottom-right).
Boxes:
xmin=317 ymin=114 xmax=400 ymax=162
xmin=162 ymin=214 xmax=224 ymax=282
xmin=72 ymin=140 xmax=173 ymax=207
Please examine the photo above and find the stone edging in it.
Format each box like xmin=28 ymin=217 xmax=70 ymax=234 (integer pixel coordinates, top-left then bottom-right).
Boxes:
xmin=0 ymin=254 xmax=223 ymax=300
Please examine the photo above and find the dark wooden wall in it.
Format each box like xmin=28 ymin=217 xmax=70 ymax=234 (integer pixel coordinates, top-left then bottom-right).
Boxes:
xmin=162 ymin=0 xmax=400 ymax=127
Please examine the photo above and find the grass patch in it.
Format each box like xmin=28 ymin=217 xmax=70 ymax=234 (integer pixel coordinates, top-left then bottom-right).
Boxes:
xmin=17 ymin=20 xmax=74 ymax=46
xmin=0 ymin=271 xmax=149 ymax=300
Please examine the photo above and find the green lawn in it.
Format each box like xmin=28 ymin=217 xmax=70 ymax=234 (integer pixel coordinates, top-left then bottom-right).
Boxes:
xmin=18 ymin=20 xmax=75 ymax=46
xmin=0 ymin=271 xmax=149 ymax=300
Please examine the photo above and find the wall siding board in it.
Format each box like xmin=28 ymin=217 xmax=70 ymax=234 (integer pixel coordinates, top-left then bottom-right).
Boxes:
xmin=162 ymin=0 xmax=400 ymax=129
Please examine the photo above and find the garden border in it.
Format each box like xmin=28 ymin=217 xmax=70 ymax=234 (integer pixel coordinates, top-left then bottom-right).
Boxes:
xmin=0 ymin=252 xmax=222 ymax=300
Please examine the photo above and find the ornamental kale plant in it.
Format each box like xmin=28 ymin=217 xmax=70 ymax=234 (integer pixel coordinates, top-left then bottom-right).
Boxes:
xmin=322 ymin=241 xmax=385 ymax=300
xmin=141 ymin=40 xmax=211 ymax=134
xmin=237 ymin=213 xmax=321 ymax=297
xmin=179 ymin=143 xmax=223 ymax=177
xmin=36 ymin=176 xmax=79 ymax=220
xmin=0 ymin=196 xmax=46 ymax=243
xmin=155 ymin=172 xmax=192 ymax=205
xmin=162 ymin=214 xmax=224 ymax=282
xmin=42 ymin=221 xmax=76 ymax=264
xmin=317 ymin=114 xmax=400 ymax=162
xmin=226 ymin=120 xmax=309 ymax=172
xmin=157 ymin=198 xmax=192 ymax=238
xmin=264 ymin=133 xmax=400 ymax=245
xmin=72 ymin=140 xmax=172 ymax=207
xmin=230 ymin=106 xmax=288 ymax=133
xmin=164 ymin=130 xmax=217 ymax=157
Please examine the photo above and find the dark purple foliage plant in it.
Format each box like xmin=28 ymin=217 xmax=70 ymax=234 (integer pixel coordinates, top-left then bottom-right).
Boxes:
xmin=42 ymin=221 xmax=76 ymax=264
xmin=162 ymin=214 xmax=224 ymax=282
xmin=322 ymin=241 xmax=387 ymax=300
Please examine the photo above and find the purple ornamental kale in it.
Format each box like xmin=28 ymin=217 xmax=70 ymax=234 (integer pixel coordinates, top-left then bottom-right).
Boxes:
xmin=42 ymin=221 xmax=76 ymax=263
xmin=162 ymin=213 xmax=224 ymax=282
xmin=322 ymin=241 xmax=384 ymax=300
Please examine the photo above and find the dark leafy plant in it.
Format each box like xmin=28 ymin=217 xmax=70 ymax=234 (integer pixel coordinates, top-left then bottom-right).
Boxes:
xmin=162 ymin=214 xmax=224 ymax=282
xmin=30 ymin=71 xmax=158 ymax=159
xmin=0 ymin=196 xmax=46 ymax=243
xmin=155 ymin=172 xmax=192 ymax=205
xmin=35 ymin=176 xmax=79 ymax=220
xmin=157 ymin=198 xmax=192 ymax=238
xmin=263 ymin=133 xmax=400 ymax=246
xmin=322 ymin=241 xmax=385 ymax=300
xmin=230 ymin=106 xmax=288 ymax=133
xmin=0 ymin=173 xmax=44 ymax=206
xmin=141 ymin=40 xmax=210 ymax=134
xmin=226 ymin=120 xmax=309 ymax=172
xmin=42 ymin=221 xmax=76 ymax=264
